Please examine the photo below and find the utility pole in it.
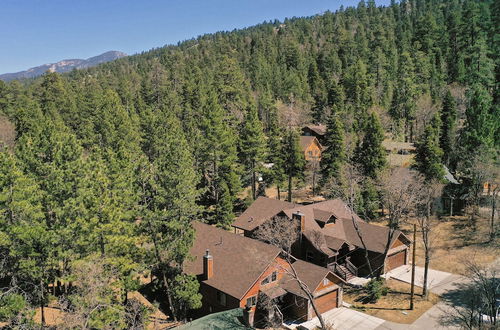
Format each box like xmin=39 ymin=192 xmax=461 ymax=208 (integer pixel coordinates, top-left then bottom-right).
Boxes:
xmin=410 ymin=223 xmax=416 ymax=310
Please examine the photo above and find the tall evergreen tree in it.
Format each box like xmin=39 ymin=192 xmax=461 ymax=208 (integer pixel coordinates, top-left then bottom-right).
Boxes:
xmin=461 ymin=84 xmax=496 ymax=156
xmin=356 ymin=112 xmax=387 ymax=179
xmin=414 ymin=114 xmax=445 ymax=182
xmin=240 ymin=106 xmax=266 ymax=200
xmin=282 ymin=129 xmax=305 ymax=202
xmin=140 ymin=111 xmax=201 ymax=320
xmin=439 ymin=90 xmax=457 ymax=166
xmin=320 ymin=109 xmax=346 ymax=186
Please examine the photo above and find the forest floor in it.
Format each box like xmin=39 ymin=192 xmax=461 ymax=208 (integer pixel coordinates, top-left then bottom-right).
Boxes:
xmin=372 ymin=212 xmax=499 ymax=275
xmin=343 ymin=279 xmax=440 ymax=324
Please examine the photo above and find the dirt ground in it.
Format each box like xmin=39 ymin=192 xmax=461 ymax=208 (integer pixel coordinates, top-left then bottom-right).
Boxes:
xmin=343 ymin=279 xmax=440 ymax=324
xmin=395 ymin=213 xmax=498 ymax=275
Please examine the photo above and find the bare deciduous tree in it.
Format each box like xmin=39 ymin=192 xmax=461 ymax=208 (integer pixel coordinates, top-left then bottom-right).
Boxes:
xmin=378 ymin=168 xmax=426 ymax=277
xmin=58 ymin=257 xmax=151 ymax=330
xmin=254 ymin=217 xmax=329 ymax=329
xmin=416 ymin=183 xmax=443 ymax=298
xmin=326 ymin=161 xmax=374 ymax=276
xmin=445 ymin=262 xmax=499 ymax=329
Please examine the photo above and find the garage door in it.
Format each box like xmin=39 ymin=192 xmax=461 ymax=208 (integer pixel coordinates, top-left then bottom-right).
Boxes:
xmin=386 ymin=250 xmax=406 ymax=272
xmin=314 ymin=289 xmax=338 ymax=314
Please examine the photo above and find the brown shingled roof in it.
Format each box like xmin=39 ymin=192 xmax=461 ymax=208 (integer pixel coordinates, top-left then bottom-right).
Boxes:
xmin=313 ymin=209 xmax=336 ymax=224
xmin=303 ymin=230 xmax=337 ymax=257
xmin=299 ymin=136 xmax=319 ymax=151
xmin=185 ymin=222 xmax=281 ymax=300
xmin=240 ymin=197 xmax=409 ymax=254
xmin=232 ymin=196 xmax=296 ymax=231
xmin=280 ymin=259 xmax=343 ymax=298
xmin=303 ymin=124 xmax=327 ymax=136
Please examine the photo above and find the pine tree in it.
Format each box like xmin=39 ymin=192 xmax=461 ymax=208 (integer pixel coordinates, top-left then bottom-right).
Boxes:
xmin=282 ymin=129 xmax=305 ymax=202
xmin=390 ymin=51 xmax=417 ymax=141
xmin=461 ymin=84 xmax=496 ymax=155
xmin=320 ymin=109 xmax=345 ymax=186
xmin=201 ymin=90 xmax=241 ymax=222
xmin=356 ymin=112 xmax=387 ymax=179
xmin=140 ymin=111 xmax=200 ymax=320
xmin=414 ymin=115 xmax=445 ymax=182
xmin=240 ymin=106 xmax=266 ymax=200
xmin=439 ymin=90 xmax=457 ymax=166
xmin=0 ymin=150 xmax=55 ymax=326
xmin=264 ymin=98 xmax=287 ymax=200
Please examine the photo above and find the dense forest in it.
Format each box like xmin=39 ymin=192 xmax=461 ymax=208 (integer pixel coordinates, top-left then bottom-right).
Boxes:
xmin=0 ymin=0 xmax=498 ymax=327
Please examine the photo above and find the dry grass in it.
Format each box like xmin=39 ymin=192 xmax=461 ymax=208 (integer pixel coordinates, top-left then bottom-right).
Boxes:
xmin=343 ymin=279 xmax=440 ymax=324
xmin=400 ymin=214 xmax=499 ymax=275
xmin=264 ymin=184 xmax=325 ymax=204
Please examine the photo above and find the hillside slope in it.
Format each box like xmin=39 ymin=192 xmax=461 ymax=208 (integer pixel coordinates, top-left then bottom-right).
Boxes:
xmin=0 ymin=51 xmax=127 ymax=81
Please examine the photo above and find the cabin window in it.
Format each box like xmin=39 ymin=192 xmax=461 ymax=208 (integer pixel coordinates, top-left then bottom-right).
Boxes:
xmin=261 ymin=277 xmax=270 ymax=285
xmin=217 ymin=291 xmax=227 ymax=306
xmin=271 ymin=271 xmax=277 ymax=282
xmin=246 ymin=296 xmax=257 ymax=307
xmin=308 ymin=151 xmax=313 ymax=157
xmin=323 ymin=278 xmax=330 ymax=286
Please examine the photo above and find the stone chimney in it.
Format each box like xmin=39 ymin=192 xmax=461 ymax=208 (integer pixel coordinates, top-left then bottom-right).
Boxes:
xmin=203 ymin=249 xmax=213 ymax=280
xmin=292 ymin=211 xmax=305 ymax=233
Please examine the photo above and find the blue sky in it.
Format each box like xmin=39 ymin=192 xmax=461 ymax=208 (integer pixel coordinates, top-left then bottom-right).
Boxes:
xmin=0 ymin=0 xmax=390 ymax=74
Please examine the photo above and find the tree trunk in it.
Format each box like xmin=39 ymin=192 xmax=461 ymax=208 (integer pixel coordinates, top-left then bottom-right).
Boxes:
xmin=312 ymin=165 xmax=316 ymax=197
xmin=351 ymin=214 xmax=374 ymax=276
xmin=147 ymin=218 xmax=178 ymax=321
xmin=160 ymin=270 xmax=177 ymax=322
xmin=286 ymin=258 xmax=327 ymax=329
xmin=490 ymin=190 xmax=497 ymax=242
xmin=40 ymin=281 xmax=45 ymax=328
xmin=377 ymin=223 xmax=396 ymax=278
xmin=450 ymin=197 xmax=454 ymax=217
xmin=287 ymin=174 xmax=292 ymax=202
xmin=252 ymin=162 xmax=256 ymax=200
xmin=422 ymin=199 xmax=431 ymax=298
xmin=213 ymin=150 xmax=218 ymax=204
xmin=422 ymin=254 xmax=430 ymax=298
xmin=277 ymin=185 xmax=281 ymax=200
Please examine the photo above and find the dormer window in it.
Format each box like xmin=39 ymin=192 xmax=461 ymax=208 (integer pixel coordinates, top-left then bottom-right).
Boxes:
xmin=325 ymin=215 xmax=336 ymax=226
xmin=313 ymin=209 xmax=337 ymax=228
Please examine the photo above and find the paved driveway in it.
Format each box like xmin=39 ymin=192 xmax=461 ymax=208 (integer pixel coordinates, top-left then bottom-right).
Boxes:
xmin=384 ymin=264 xmax=464 ymax=295
xmin=288 ymin=261 xmax=500 ymax=330
xmin=291 ymin=307 xmax=386 ymax=330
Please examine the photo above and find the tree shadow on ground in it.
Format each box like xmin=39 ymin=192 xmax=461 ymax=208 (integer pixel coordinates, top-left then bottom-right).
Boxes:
xmin=438 ymin=277 xmax=498 ymax=328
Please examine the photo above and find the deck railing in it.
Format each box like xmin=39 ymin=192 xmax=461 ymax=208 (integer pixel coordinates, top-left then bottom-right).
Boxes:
xmin=329 ymin=263 xmax=347 ymax=281
xmin=345 ymin=257 xmax=358 ymax=277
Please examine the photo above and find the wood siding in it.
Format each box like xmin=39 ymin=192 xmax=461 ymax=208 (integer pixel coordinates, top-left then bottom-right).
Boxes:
xmin=314 ymin=289 xmax=338 ymax=314
xmin=386 ymin=250 xmax=406 ymax=272
xmin=239 ymin=257 xmax=289 ymax=311
xmin=304 ymin=142 xmax=322 ymax=161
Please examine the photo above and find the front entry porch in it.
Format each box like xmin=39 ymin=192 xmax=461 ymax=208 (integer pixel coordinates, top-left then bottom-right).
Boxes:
xmin=328 ymin=257 xmax=358 ymax=282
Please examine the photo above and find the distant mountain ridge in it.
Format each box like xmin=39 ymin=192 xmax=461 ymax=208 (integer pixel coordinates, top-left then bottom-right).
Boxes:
xmin=0 ymin=51 xmax=127 ymax=81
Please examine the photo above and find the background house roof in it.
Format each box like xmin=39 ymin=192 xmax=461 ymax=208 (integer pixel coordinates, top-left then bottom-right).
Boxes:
xmin=299 ymin=136 xmax=321 ymax=152
xmin=185 ymin=222 xmax=281 ymax=300
xmin=232 ymin=196 xmax=296 ymax=231
xmin=303 ymin=124 xmax=327 ymax=136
